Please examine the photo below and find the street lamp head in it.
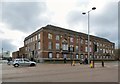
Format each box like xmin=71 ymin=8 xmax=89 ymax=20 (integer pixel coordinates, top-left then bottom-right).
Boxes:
xmin=82 ymin=12 xmax=86 ymax=15
xmin=92 ymin=7 xmax=96 ymax=10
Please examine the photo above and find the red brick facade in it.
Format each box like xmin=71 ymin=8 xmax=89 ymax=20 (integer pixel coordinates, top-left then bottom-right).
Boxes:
xmin=24 ymin=25 xmax=115 ymax=62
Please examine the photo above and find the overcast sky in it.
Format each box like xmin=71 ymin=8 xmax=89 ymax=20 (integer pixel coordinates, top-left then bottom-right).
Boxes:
xmin=0 ymin=0 xmax=119 ymax=53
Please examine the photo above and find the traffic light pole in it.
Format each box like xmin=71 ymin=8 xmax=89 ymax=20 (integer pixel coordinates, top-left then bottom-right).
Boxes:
xmin=93 ymin=43 xmax=97 ymax=68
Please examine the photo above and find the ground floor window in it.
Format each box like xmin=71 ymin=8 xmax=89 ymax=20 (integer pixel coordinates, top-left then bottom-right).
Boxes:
xmin=76 ymin=54 xmax=79 ymax=59
xmin=90 ymin=55 xmax=92 ymax=59
xmin=48 ymin=52 xmax=52 ymax=59
xmin=97 ymin=56 xmax=99 ymax=59
xmin=80 ymin=54 xmax=84 ymax=59
xmin=56 ymin=53 xmax=59 ymax=59
xmin=63 ymin=54 xmax=67 ymax=58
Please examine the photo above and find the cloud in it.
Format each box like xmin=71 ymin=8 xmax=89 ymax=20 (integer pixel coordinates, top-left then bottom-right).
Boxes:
xmin=66 ymin=1 xmax=118 ymax=46
xmin=91 ymin=2 xmax=118 ymax=42
xmin=2 ymin=2 xmax=50 ymax=33
xmin=2 ymin=39 xmax=17 ymax=52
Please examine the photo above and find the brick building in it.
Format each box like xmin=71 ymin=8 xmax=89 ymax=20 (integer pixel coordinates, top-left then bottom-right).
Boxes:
xmin=12 ymin=47 xmax=25 ymax=59
xmin=12 ymin=51 xmax=19 ymax=59
xmin=24 ymin=25 xmax=115 ymax=62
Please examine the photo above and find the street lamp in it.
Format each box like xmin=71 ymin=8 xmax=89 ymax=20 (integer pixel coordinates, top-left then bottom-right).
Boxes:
xmin=82 ymin=7 xmax=96 ymax=64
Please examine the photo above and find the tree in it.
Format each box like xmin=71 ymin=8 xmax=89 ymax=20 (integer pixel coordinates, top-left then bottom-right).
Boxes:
xmin=114 ymin=49 xmax=120 ymax=60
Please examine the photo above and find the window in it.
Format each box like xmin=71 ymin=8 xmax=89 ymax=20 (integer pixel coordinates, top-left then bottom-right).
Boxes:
xmin=85 ymin=47 xmax=88 ymax=52
xmin=97 ymin=48 xmax=99 ymax=52
xmin=97 ymin=42 xmax=99 ymax=46
xmin=90 ymin=47 xmax=92 ymax=52
xmin=25 ymin=47 xmax=27 ymax=51
xmin=48 ymin=33 xmax=52 ymax=39
xmin=38 ymin=33 xmax=40 ymax=40
xmin=81 ymin=39 xmax=83 ymax=44
xmin=89 ymin=41 xmax=92 ymax=45
xmin=80 ymin=55 xmax=84 ymax=59
xmin=106 ymin=50 xmax=108 ymax=53
xmin=103 ymin=44 xmax=105 ymax=47
xmin=112 ymin=50 xmax=113 ymax=54
xmin=56 ymin=53 xmax=59 ymax=58
xmin=48 ymin=42 xmax=52 ymax=49
xmin=35 ymin=35 xmax=37 ymax=40
xmin=56 ymin=43 xmax=60 ymax=50
xmin=56 ymin=35 xmax=60 ymax=40
xmin=38 ymin=42 xmax=40 ymax=49
xmin=76 ymin=46 xmax=79 ymax=51
xmin=29 ymin=39 xmax=31 ymax=43
xmin=62 ymin=44 xmax=68 ymax=50
xmin=76 ymin=39 xmax=79 ymax=43
xmin=100 ymin=49 xmax=102 ymax=53
xmin=85 ymin=40 xmax=88 ymax=45
xmin=70 ymin=37 xmax=74 ymax=42
xmin=76 ymin=54 xmax=79 ymax=59
xmin=49 ymin=53 xmax=52 ymax=58
xmin=103 ymin=49 xmax=105 ymax=53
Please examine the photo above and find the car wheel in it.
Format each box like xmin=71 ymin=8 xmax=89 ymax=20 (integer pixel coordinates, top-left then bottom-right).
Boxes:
xmin=14 ymin=64 xmax=19 ymax=67
xmin=30 ymin=63 xmax=36 ymax=67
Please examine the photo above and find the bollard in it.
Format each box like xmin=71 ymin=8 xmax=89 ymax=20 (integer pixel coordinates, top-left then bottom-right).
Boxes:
xmin=90 ymin=61 xmax=93 ymax=68
xmin=72 ymin=61 xmax=75 ymax=66
xmin=102 ymin=61 xmax=104 ymax=67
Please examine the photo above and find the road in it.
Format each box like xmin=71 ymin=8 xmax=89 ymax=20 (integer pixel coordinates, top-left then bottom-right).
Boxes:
xmin=2 ymin=61 xmax=118 ymax=82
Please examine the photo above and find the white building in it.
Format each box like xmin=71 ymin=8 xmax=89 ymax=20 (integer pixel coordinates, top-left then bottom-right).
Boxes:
xmin=0 ymin=51 xmax=11 ymax=59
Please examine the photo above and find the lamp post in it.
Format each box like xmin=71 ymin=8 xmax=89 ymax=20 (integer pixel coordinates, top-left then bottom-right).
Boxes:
xmin=82 ymin=7 xmax=96 ymax=64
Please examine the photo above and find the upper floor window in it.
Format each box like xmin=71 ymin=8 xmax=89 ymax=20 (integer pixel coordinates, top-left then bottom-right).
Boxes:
xmin=38 ymin=33 xmax=40 ymax=40
xmin=112 ymin=50 xmax=114 ymax=54
xmin=76 ymin=46 xmax=79 ymax=51
xmin=56 ymin=43 xmax=60 ymax=50
xmin=103 ymin=44 xmax=105 ymax=47
xmin=56 ymin=35 xmax=60 ymax=40
xmin=85 ymin=46 xmax=88 ymax=52
xmin=70 ymin=37 xmax=74 ymax=42
xmin=48 ymin=41 xmax=52 ymax=49
xmin=38 ymin=42 xmax=41 ymax=49
xmin=48 ymin=33 xmax=52 ymax=39
xmin=25 ymin=47 xmax=27 ymax=51
xmin=90 ymin=47 xmax=92 ymax=52
xmin=62 ymin=44 xmax=68 ymax=50
xmin=97 ymin=42 xmax=99 ymax=46
xmin=103 ymin=49 xmax=105 ymax=53
xmin=76 ymin=39 xmax=79 ymax=43
xmin=89 ymin=41 xmax=92 ymax=45
xmin=25 ymin=41 xmax=27 ymax=45
xmin=81 ymin=39 xmax=83 ymax=44
xmin=85 ymin=40 xmax=88 ymax=45
xmin=35 ymin=35 xmax=37 ymax=40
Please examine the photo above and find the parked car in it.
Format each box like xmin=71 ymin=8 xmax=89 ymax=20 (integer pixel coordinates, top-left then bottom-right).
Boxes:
xmin=12 ymin=58 xmax=36 ymax=67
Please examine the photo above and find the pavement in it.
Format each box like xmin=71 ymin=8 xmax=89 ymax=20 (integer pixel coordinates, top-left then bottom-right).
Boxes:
xmin=1 ymin=61 xmax=119 ymax=82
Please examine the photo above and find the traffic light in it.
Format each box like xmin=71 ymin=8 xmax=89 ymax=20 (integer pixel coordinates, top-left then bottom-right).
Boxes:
xmin=94 ymin=44 xmax=97 ymax=52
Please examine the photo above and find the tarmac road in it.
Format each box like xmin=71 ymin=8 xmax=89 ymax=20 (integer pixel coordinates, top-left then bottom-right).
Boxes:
xmin=2 ymin=61 xmax=118 ymax=82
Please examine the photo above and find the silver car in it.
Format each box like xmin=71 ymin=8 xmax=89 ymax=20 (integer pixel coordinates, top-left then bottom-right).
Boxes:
xmin=13 ymin=58 xmax=36 ymax=67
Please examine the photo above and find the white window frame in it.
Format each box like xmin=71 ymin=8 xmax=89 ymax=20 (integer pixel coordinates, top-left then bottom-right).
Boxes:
xmin=56 ymin=43 xmax=60 ymax=50
xmin=38 ymin=42 xmax=40 ymax=49
xmin=85 ymin=46 xmax=88 ymax=52
xmin=56 ymin=35 xmax=60 ymax=40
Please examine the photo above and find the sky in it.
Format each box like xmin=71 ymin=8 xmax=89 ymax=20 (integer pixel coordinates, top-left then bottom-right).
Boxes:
xmin=0 ymin=0 xmax=119 ymax=54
